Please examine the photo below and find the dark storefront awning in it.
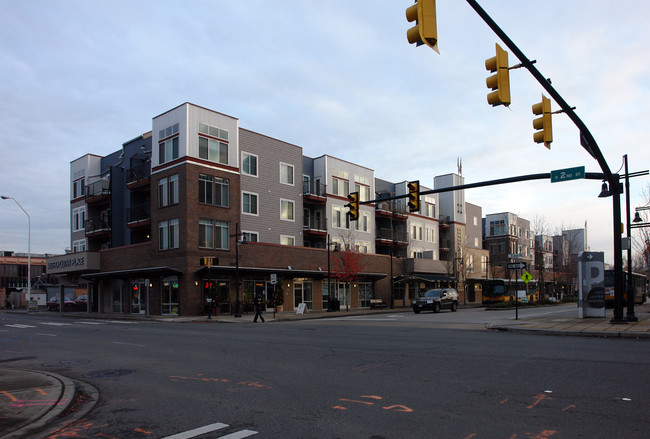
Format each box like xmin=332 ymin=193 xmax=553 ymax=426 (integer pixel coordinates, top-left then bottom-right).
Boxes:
xmin=82 ymin=266 xmax=183 ymax=281
xmin=394 ymin=273 xmax=456 ymax=284
xmin=196 ymin=265 xmax=386 ymax=282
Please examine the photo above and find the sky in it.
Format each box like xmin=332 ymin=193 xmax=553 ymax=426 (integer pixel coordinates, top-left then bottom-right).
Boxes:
xmin=1 ymin=0 xmax=649 ymax=265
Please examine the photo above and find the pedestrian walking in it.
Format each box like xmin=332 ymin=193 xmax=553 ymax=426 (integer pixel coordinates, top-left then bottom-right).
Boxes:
xmin=253 ymin=292 xmax=265 ymax=323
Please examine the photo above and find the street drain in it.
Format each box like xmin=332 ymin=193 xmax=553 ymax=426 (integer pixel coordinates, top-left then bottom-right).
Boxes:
xmin=84 ymin=369 xmax=136 ymax=379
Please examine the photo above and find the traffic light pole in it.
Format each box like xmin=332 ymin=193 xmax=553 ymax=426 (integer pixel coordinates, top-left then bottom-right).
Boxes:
xmin=464 ymin=0 xmax=627 ymax=323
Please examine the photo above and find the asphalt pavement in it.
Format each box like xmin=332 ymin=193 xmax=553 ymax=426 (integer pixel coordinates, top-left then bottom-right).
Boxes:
xmin=2 ymin=302 xmax=649 ymax=438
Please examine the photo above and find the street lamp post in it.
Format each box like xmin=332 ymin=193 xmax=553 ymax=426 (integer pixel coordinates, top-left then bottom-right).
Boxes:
xmin=2 ymin=196 xmax=30 ymax=307
xmin=623 ymin=155 xmax=638 ymax=322
xmin=230 ymin=223 xmax=247 ymax=318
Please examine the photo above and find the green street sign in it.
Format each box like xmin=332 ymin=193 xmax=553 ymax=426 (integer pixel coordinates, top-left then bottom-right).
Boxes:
xmin=550 ymin=166 xmax=585 ymax=183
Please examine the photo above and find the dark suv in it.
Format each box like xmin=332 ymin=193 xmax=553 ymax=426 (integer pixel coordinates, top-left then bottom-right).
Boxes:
xmin=412 ymin=288 xmax=459 ymax=313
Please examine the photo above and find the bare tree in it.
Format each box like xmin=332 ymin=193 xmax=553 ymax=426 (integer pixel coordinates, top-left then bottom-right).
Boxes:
xmin=632 ymin=183 xmax=650 ymax=273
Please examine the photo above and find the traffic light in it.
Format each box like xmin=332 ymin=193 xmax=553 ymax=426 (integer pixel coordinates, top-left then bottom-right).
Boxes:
xmin=532 ymin=95 xmax=553 ymax=149
xmin=346 ymin=192 xmax=360 ymax=221
xmin=485 ymin=43 xmax=511 ymax=107
xmin=407 ymin=180 xmax=420 ymax=213
xmin=405 ymin=0 xmax=439 ymax=53
xmin=200 ymin=257 xmax=218 ymax=266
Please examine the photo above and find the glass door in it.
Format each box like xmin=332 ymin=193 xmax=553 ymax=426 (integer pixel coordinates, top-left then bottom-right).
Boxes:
xmin=130 ymin=279 xmax=147 ymax=314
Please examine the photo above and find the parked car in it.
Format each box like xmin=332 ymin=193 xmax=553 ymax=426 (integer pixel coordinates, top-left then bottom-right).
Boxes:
xmin=46 ymin=296 xmax=76 ymax=311
xmin=412 ymin=288 xmax=459 ymax=313
xmin=75 ymin=295 xmax=88 ymax=307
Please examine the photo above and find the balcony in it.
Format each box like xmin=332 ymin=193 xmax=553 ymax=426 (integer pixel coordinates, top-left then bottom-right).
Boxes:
xmin=126 ymin=167 xmax=151 ymax=191
xmin=85 ymin=217 xmax=111 ymax=238
xmin=303 ymin=181 xmax=327 ymax=204
xmin=85 ymin=180 xmax=110 ymax=205
xmin=127 ymin=203 xmax=151 ymax=229
xmin=303 ymin=215 xmax=327 ymax=238
xmin=375 ymin=200 xmax=408 ymax=220
xmin=375 ymin=228 xmax=408 ymax=246
xmin=439 ymin=215 xmax=451 ymax=229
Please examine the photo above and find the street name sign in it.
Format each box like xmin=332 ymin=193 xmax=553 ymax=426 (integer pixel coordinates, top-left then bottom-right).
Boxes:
xmin=507 ymin=262 xmax=526 ymax=270
xmin=550 ymin=166 xmax=585 ymax=183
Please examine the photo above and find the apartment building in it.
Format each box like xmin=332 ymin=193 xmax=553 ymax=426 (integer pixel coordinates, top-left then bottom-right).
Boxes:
xmin=48 ymin=102 xmax=480 ymax=316
xmin=483 ymin=212 xmax=534 ymax=269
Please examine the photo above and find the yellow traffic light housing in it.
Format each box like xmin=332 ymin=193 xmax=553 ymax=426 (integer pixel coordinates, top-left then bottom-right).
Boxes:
xmin=485 ymin=43 xmax=511 ymax=107
xmin=406 ymin=0 xmax=439 ymax=53
xmin=346 ymin=192 xmax=360 ymax=221
xmin=407 ymin=180 xmax=420 ymax=213
xmin=532 ymin=95 xmax=553 ymax=149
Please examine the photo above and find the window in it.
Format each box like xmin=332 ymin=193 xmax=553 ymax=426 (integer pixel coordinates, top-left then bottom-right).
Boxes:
xmin=159 ymin=136 xmax=179 ymax=164
xmin=159 ymin=218 xmax=179 ymax=250
xmin=72 ymin=239 xmax=86 ymax=253
xmin=199 ymin=219 xmax=230 ymax=250
xmin=72 ymin=178 xmax=85 ymax=199
xmin=199 ymin=137 xmax=228 ymax=164
xmin=355 ymin=183 xmax=371 ymax=202
xmin=242 ymin=152 xmax=258 ymax=176
xmin=281 ymin=235 xmax=295 ymax=246
xmin=242 ymin=192 xmax=258 ymax=215
xmin=280 ymin=162 xmax=294 ymax=185
xmin=411 ymin=223 xmax=423 ymax=241
xmin=199 ymin=122 xmax=228 ymax=141
xmin=332 ymin=177 xmax=349 ymax=197
xmin=242 ymin=231 xmax=259 ymax=242
xmin=158 ymin=174 xmax=179 ymax=208
xmin=73 ymin=207 xmax=86 ymax=232
xmin=159 ymin=123 xmax=179 ymax=140
xmin=199 ymin=174 xmax=229 ymax=207
xmin=280 ymin=199 xmax=295 ymax=221
xmin=332 ymin=206 xmax=349 ymax=229
xmin=355 ymin=212 xmax=370 ymax=232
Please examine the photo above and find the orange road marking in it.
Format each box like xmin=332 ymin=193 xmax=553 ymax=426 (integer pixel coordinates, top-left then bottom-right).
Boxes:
xmin=340 ymin=398 xmax=374 ymax=405
xmin=527 ymin=393 xmax=552 ymax=409
xmin=35 ymin=388 xmax=47 ymax=395
xmin=1 ymin=391 xmax=17 ymax=402
xmin=500 ymin=398 xmax=509 ymax=404
xmin=383 ymin=404 xmax=413 ymax=413
xmin=462 ymin=435 xmax=477 ymax=439
xmin=360 ymin=395 xmax=383 ymax=400
xmin=332 ymin=405 xmax=347 ymax=410
xmin=134 ymin=428 xmax=151 ymax=434
xmin=562 ymin=405 xmax=576 ymax=411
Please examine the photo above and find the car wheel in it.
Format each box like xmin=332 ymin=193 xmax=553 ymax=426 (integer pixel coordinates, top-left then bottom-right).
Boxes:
xmin=451 ymin=302 xmax=458 ymax=312
xmin=433 ymin=302 xmax=441 ymax=313
xmin=413 ymin=308 xmax=420 ymax=314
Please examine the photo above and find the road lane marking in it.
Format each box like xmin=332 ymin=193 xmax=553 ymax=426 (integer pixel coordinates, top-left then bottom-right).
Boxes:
xmin=42 ymin=322 xmax=72 ymax=326
xmin=113 ymin=341 xmax=145 ymax=347
xmin=160 ymin=422 xmax=229 ymax=439
xmin=5 ymin=324 xmax=36 ymax=328
xmin=76 ymin=321 xmax=107 ymax=325
xmin=37 ymin=333 xmax=57 ymax=337
xmin=219 ymin=430 xmax=258 ymax=439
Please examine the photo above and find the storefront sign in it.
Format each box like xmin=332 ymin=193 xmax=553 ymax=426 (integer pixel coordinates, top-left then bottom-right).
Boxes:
xmin=46 ymin=252 xmax=100 ymax=274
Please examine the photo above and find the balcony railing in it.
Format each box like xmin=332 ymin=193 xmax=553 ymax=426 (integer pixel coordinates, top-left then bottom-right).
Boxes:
xmin=85 ymin=217 xmax=111 ymax=235
xmin=127 ymin=203 xmax=151 ymax=224
xmin=375 ymin=200 xmax=409 ymax=217
xmin=126 ymin=166 xmax=150 ymax=187
xmin=85 ymin=180 xmax=110 ymax=199
xmin=303 ymin=215 xmax=327 ymax=235
xmin=376 ymin=228 xmax=408 ymax=243
xmin=303 ymin=181 xmax=327 ymax=200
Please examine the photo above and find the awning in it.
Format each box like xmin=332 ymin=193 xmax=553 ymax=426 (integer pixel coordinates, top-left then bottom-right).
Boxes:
xmin=82 ymin=266 xmax=183 ymax=281
xmin=196 ymin=265 xmax=386 ymax=282
xmin=394 ymin=273 xmax=456 ymax=283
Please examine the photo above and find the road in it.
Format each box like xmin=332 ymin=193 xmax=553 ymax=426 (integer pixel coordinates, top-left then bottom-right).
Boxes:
xmin=1 ymin=306 xmax=649 ymax=439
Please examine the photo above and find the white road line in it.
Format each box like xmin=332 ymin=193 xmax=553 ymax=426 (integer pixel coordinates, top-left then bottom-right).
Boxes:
xmin=5 ymin=324 xmax=36 ymax=328
xmin=76 ymin=321 xmax=107 ymax=325
xmin=112 ymin=341 xmax=145 ymax=347
xmin=160 ymin=422 xmax=229 ymax=439
xmin=219 ymin=430 xmax=258 ymax=439
xmin=107 ymin=320 xmax=139 ymax=324
xmin=37 ymin=333 xmax=58 ymax=337
xmin=41 ymin=322 xmax=72 ymax=326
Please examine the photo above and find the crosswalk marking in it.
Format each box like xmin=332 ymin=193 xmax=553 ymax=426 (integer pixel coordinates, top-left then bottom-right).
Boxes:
xmin=161 ymin=422 xmax=229 ymax=439
xmin=219 ymin=430 xmax=258 ymax=439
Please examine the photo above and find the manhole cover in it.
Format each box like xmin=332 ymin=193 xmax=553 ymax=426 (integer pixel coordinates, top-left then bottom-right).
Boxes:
xmin=84 ymin=369 xmax=136 ymax=379
xmin=43 ymin=359 xmax=91 ymax=367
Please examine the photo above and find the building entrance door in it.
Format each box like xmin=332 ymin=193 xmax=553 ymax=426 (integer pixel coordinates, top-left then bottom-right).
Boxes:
xmin=130 ymin=279 xmax=147 ymax=314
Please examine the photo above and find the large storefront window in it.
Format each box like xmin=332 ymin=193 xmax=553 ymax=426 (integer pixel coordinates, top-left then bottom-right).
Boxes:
xmin=131 ymin=279 xmax=148 ymax=314
xmin=162 ymin=276 xmax=179 ymax=315
xmin=204 ymin=279 xmax=230 ymax=313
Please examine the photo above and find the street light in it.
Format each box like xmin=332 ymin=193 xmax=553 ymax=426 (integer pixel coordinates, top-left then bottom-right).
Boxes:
xmin=1 ymin=195 xmax=30 ymax=307
xmin=230 ymin=223 xmax=247 ymax=317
